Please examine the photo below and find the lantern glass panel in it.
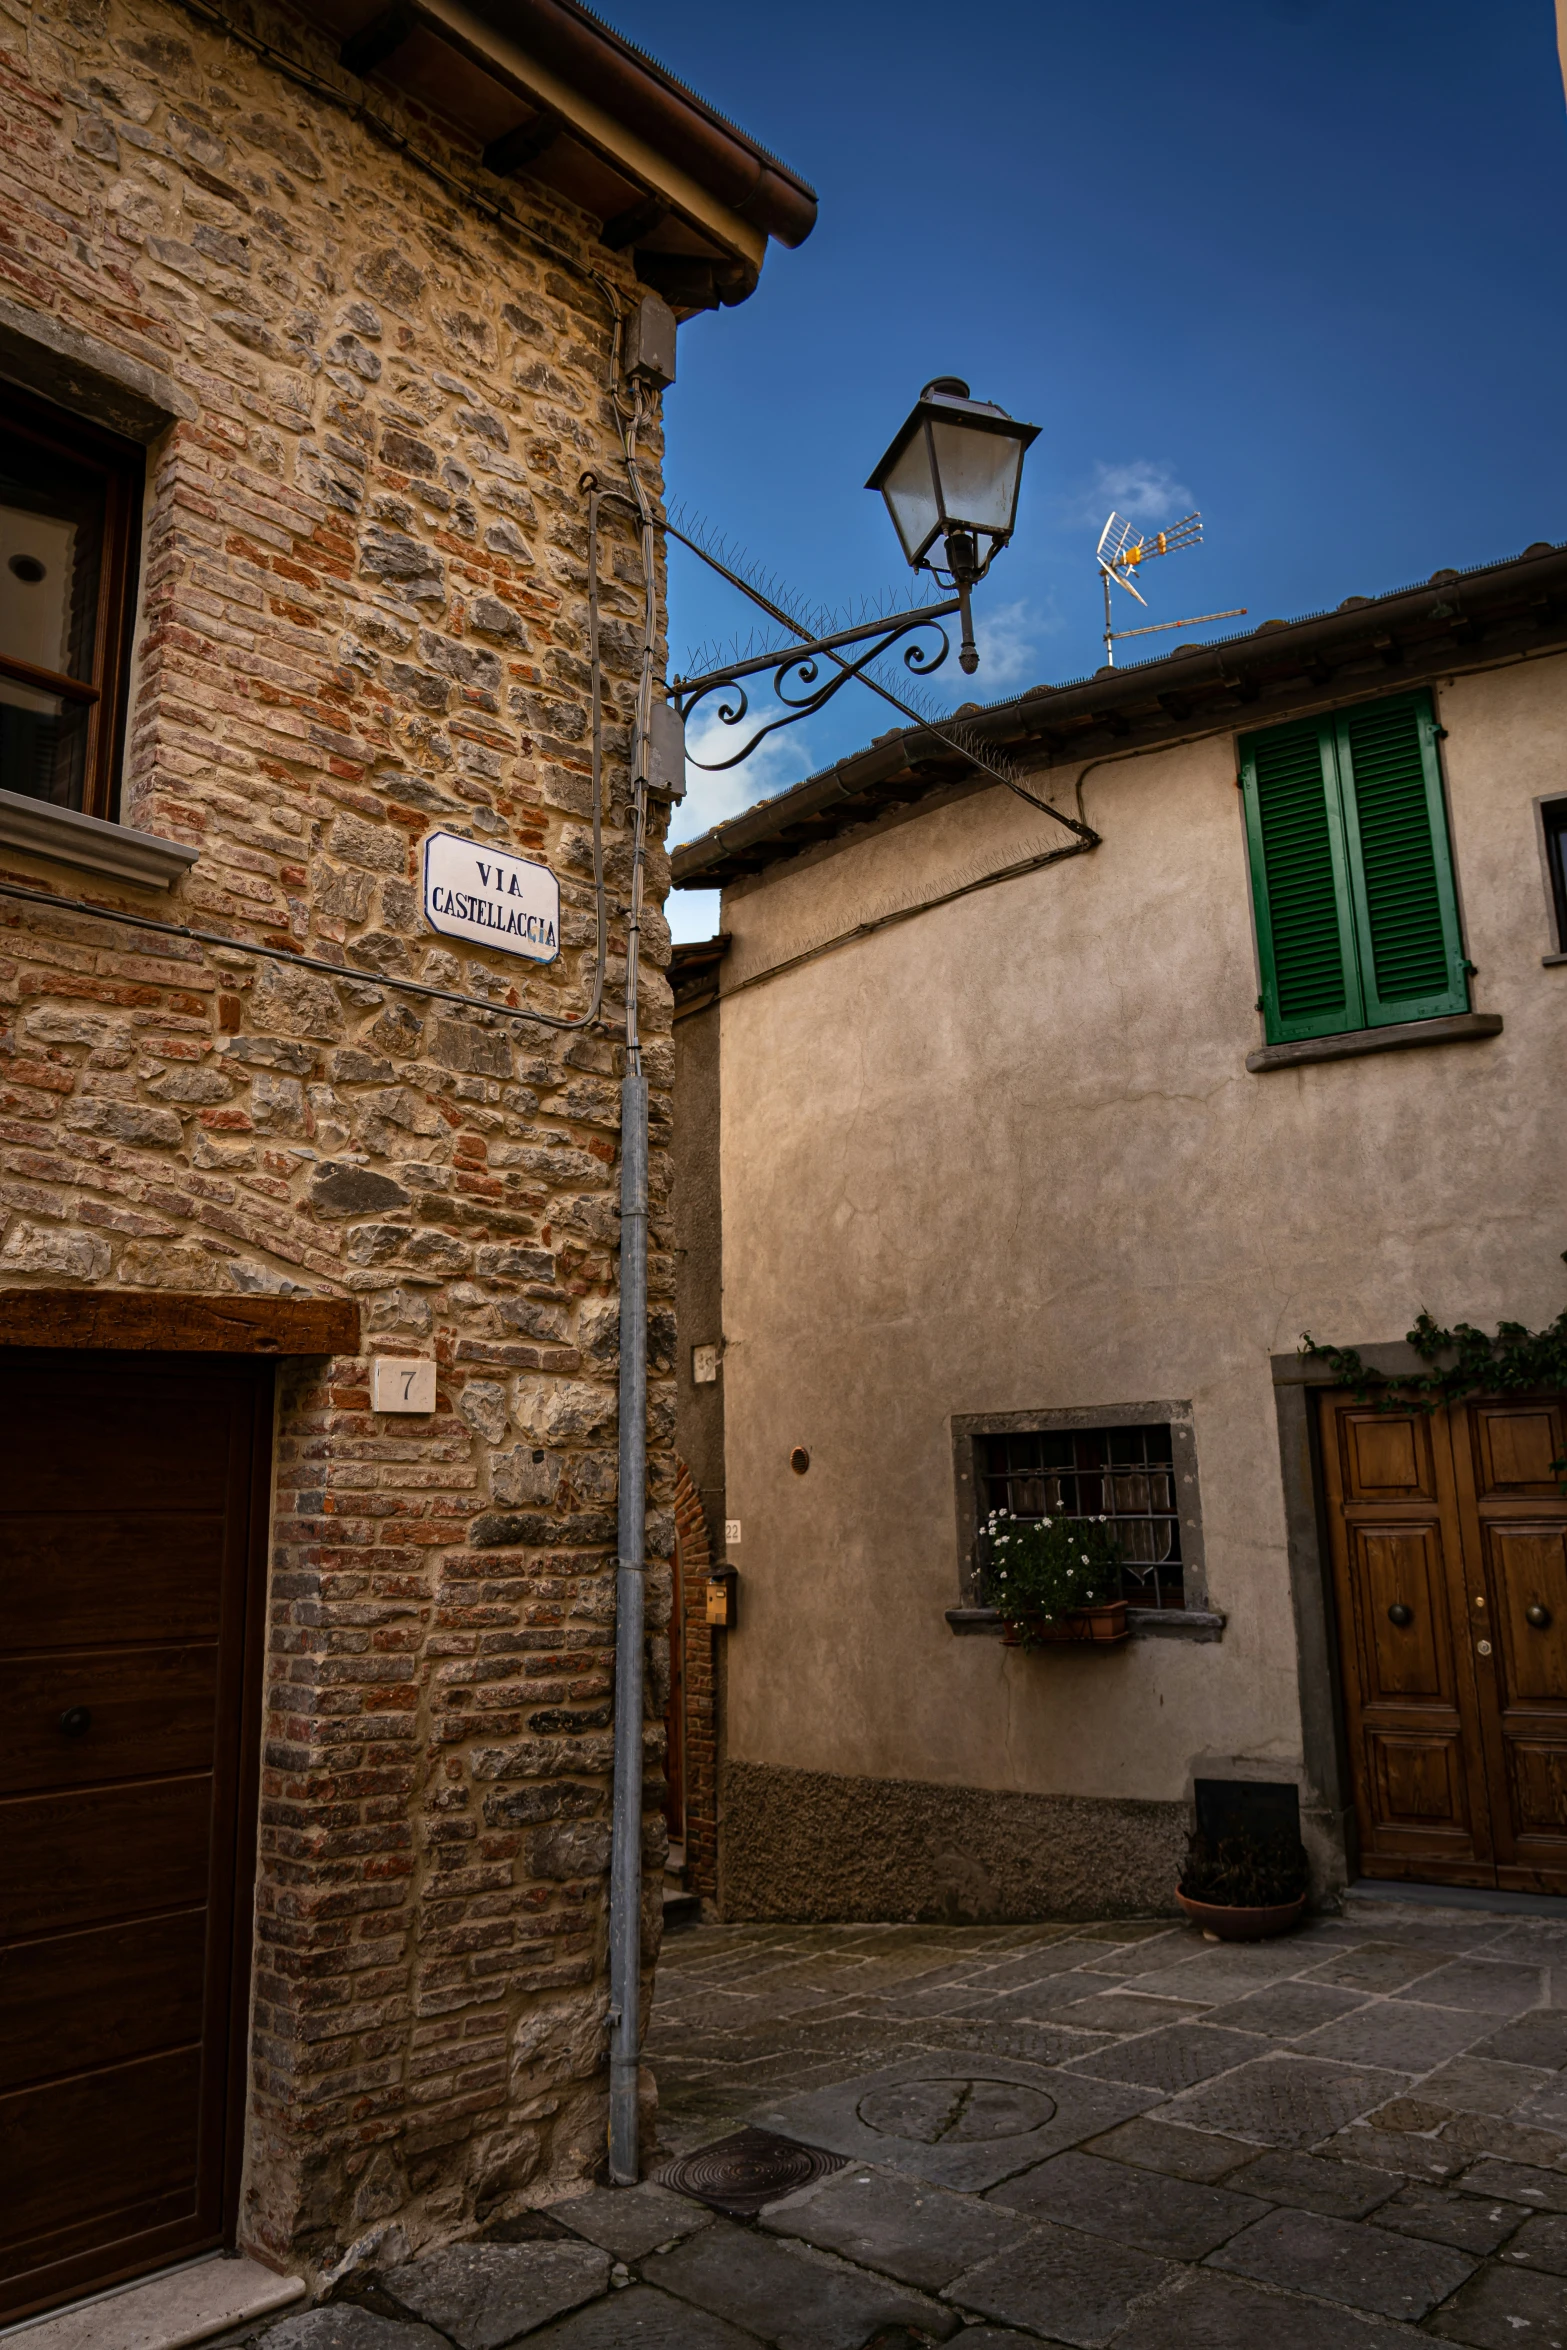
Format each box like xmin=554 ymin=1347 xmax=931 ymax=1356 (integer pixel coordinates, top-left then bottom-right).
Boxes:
xmin=928 ymin=419 xmax=1023 ymax=537
xmin=879 ymin=427 xmax=941 ymax=569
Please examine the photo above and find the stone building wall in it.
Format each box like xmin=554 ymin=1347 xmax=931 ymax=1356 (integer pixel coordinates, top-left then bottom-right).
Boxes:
xmin=0 ymin=0 xmax=676 ymax=2280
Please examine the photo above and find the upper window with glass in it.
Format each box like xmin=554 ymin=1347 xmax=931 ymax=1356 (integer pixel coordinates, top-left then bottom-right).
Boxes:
xmin=1 ymin=385 xmax=142 ymax=820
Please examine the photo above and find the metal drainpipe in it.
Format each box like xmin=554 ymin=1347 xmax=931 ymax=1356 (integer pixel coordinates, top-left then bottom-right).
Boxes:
xmin=607 ymin=396 xmax=659 ymax=2185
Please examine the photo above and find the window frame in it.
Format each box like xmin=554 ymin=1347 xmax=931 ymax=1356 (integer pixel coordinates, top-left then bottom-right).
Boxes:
xmin=951 ymin=1401 xmax=1209 ymax=1613
xmin=1 ymin=379 xmax=143 ymax=822
xmin=1240 ymin=689 xmax=1469 ymax=1048
xmin=1540 ymin=796 xmax=1567 ymax=957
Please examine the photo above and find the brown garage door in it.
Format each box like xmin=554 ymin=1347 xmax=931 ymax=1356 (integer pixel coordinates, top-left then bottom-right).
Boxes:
xmin=1320 ymin=1390 xmax=1567 ymax=1895
xmin=0 ymin=1351 xmax=271 ymax=2324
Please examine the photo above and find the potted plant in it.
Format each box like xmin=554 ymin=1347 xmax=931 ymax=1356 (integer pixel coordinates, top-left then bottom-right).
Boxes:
xmin=1175 ymin=1825 xmax=1309 ymax=1940
xmin=985 ymin=1511 xmax=1129 ymax=1648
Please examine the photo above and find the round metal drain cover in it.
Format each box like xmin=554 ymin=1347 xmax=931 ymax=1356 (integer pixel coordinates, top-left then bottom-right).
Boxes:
xmin=658 ymin=2125 xmax=845 ymax=2217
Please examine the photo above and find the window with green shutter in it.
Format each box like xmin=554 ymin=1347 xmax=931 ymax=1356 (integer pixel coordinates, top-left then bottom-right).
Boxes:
xmin=1240 ymin=691 xmax=1468 ymax=1045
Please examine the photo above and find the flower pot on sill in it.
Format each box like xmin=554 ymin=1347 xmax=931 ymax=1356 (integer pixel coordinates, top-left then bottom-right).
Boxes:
xmin=1174 ymin=1887 xmax=1307 ymax=1942
xmin=1001 ymin=1600 xmax=1129 ymax=1648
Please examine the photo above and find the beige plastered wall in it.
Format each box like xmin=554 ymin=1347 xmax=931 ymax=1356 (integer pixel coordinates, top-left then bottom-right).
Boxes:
xmin=713 ymin=651 xmax=1567 ymax=1820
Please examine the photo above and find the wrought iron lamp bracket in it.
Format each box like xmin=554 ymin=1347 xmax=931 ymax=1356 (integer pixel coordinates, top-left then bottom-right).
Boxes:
xmin=670 ymin=597 xmax=962 ymax=772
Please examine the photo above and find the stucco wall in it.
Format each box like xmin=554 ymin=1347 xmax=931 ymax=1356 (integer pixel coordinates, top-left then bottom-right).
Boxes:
xmin=711 ymin=655 xmax=1567 ymax=1898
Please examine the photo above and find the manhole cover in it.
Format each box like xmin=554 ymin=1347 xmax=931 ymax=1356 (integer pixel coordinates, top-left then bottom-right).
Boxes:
xmin=658 ymin=2125 xmax=846 ymax=2217
xmin=856 ymin=2077 xmax=1057 ymax=2144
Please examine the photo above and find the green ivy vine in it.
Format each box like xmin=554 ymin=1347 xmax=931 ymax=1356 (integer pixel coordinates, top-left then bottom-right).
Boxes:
xmin=1300 ymin=1251 xmax=1567 ymax=1474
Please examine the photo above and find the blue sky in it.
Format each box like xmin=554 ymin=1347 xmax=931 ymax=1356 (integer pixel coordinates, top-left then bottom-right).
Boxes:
xmin=602 ymin=1 xmax=1567 ymax=940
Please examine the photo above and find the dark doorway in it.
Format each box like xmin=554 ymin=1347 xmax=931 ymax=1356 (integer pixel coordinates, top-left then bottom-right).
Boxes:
xmin=1320 ymin=1389 xmax=1567 ymax=1896
xmin=0 ymin=1351 xmax=272 ymax=2323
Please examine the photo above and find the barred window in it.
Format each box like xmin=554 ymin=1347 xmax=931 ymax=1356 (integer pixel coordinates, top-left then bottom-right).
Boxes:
xmin=978 ymin=1422 xmax=1185 ymax=1609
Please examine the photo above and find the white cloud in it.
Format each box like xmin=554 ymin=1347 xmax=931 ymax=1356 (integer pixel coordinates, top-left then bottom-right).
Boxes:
xmin=1076 ymin=460 xmax=1194 ymax=529
xmin=666 ymin=709 xmax=813 ymax=853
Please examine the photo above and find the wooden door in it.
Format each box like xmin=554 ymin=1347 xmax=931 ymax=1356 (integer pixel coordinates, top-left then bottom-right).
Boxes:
xmin=0 ymin=1352 xmax=271 ymax=2324
xmin=1320 ymin=1390 xmax=1567 ymax=1894
xmin=665 ymin=1518 xmax=687 ymax=1857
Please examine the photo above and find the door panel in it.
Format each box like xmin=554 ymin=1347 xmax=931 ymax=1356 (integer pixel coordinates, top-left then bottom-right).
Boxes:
xmin=1322 ymin=1389 xmax=1567 ymax=1896
xmin=0 ymin=1912 xmax=208 ymax=2094
xmin=0 ymin=1353 xmax=270 ymax=2324
xmin=1319 ymin=1394 xmax=1493 ymax=1882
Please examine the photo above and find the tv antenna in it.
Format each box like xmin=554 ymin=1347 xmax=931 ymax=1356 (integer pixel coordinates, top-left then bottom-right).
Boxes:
xmin=1096 ymin=510 xmax=1246 ymax=666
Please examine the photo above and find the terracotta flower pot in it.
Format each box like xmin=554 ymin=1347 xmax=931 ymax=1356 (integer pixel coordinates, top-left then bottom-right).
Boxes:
xmin=1174 ymin=1887 xmax=1307 ymax=1941
xmin=1001 ymin=1600 xmax=1129 ymax=1648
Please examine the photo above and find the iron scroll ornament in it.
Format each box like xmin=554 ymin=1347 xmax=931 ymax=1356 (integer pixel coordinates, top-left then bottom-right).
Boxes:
xmin=671 ymin=598 xmax=961 ymax=772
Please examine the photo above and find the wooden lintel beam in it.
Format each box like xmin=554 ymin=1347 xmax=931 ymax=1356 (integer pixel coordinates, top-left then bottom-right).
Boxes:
xmin=601 ymin=197 xmax=668 ymax=251
xmin=340 ymin=3 xmax=416 ymax=81
xmin=483 ymin=113 xmax=563 ymax=178
xmin=0 ymin=1288 xmax=360 ymax=1355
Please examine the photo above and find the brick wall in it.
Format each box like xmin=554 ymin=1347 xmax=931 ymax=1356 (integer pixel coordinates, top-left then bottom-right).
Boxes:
xmin=0 ymin=0 xmax=676 ymax=2277
xmin=672 ymin=1455 xmax=716 ymax=1904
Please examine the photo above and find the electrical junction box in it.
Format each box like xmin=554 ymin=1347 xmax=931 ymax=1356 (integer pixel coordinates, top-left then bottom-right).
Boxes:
xmin=625 ymin=291 xmax=677 ymax=389
xmin=646 ymin=697 xmax=686 ymax=802
xmin=372 ymin=1357 xmax=437 ymax=1414
xmin=706 ymin=1565 xmax=737 ymax=1628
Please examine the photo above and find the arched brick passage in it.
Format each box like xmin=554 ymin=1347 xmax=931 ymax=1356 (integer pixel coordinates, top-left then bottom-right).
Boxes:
xmin=671 ymin=1458 xmax=718 ymax=1902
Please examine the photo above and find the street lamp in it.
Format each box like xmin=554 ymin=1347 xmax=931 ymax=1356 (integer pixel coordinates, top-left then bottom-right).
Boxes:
xmin=665 ymin=375 xmax=1041 ymax=768
xmin=867 ymin=378 xmax=1040 ymax=672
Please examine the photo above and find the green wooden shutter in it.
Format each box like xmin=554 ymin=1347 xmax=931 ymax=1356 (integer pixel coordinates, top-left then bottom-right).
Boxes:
xmin=1241 ymin=693 xmax=1468 ymax=1045
xmin=1335 ymin=692 xmax=1468 ymax=1027
xmin=1241 ymin=716 xmax=1363 ymax=1043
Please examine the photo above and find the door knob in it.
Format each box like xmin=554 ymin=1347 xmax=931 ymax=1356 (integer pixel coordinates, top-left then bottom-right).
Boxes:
xmin=1526 ymin=1604 xmax=1553 ymax=1629
xmin=1387 ymin=1603 xmax=1413 ymax=1627
xmin=58 ymin=1707 xmax=91 ymax=1737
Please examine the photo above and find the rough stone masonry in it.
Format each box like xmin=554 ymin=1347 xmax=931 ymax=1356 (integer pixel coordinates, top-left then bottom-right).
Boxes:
xmin=0 ymin=0 xmax=681 ymax=2280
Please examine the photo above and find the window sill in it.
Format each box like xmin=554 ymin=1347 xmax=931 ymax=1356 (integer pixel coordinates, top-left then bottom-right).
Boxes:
xmin=1543 ymin=952 xmax=1567 ymax=967
xmin=1246 ymin=1011 xmax=1502 ymax=1074
xmin=946 ymin=1606 xmax=1226 ymax=1643
xmin=0 ymin=787 xmax=198 ymax=890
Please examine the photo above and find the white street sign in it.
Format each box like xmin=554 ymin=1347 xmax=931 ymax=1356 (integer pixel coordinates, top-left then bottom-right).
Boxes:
xmin=423 ymin=829 xmax=560 ymax=963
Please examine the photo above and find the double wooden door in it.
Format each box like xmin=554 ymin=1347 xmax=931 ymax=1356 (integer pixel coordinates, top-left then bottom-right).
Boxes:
xmin=0 ymin=1352 xmax=271 ymax=2324
xmin=1321 ymin=1390 xmax=1567 ymax=1893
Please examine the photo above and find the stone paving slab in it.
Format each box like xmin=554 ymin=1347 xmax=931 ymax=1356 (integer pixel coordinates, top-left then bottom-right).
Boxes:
xmin=553 ymin=2182 xmax=713 ymax=2263
xmin=1226 ymin=2148 xmax=1402 ymax=2219
xmin=1055 ymin=1991 xmax=1205 ymax=2034
xmin=1476 ymin=2009 xmax=1567 ymax=2068
xmin=1372 ymin=2183 xmax=1531 ymax=2254
xmin=1496 ymin=2208 xmax=1567 ymax=2273
xmin=1207 ymin=2205 xmax=1478 ymax=2321
xmin=1304 ymin=1944 xmax=1453 ymax=1995
xmin=904 ymin=2012 xmax=1113 ymax=2068
xmin=251 ymin=2318 xmax=446 ymax=2350
xmin=1299 ymin=2001 xmax=1492 ymax=2073
xmin=1426 ymin=2260 xmax=1567 ymax=2349
xmin=757 ymin=2054 xmax=1158 ymax=2191
xmin=1418 ymin=2055 xmax=1557 ymax=2115
xmin=758 ymin=2164 xmax=1027 ymax=2289
xmin=1080 ymin=2114 xmax=1255 ymax=2182
xmin=1201 ymin=1980 xmax=1371 ymax=2040
xmin=1453 ymin=2156 xmax=1567 ymax=2210
xmin=985 ymin=2147 xmax=1269 ymax=2259
xmin=1411 ymin=1961 xmax=1550 ymax=2012
xmin=943 ymin=2217 xmax=1171 ymax=2347
xmin=640 ymin=2221 xmax=960 ymax=2348
xmin=526 ymin=2283 xmax=761 ymax=2347
xmin=1162 ymin=2054 xmax=1411 ymax=2146
xmin=1067 ymin=2022 xmax=1264 ymax=2092
xmin=376 ymin=2243 xmax=611 ymax=2347
xmin=1105 ymin=2269 xmax=1426 ymax=2350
